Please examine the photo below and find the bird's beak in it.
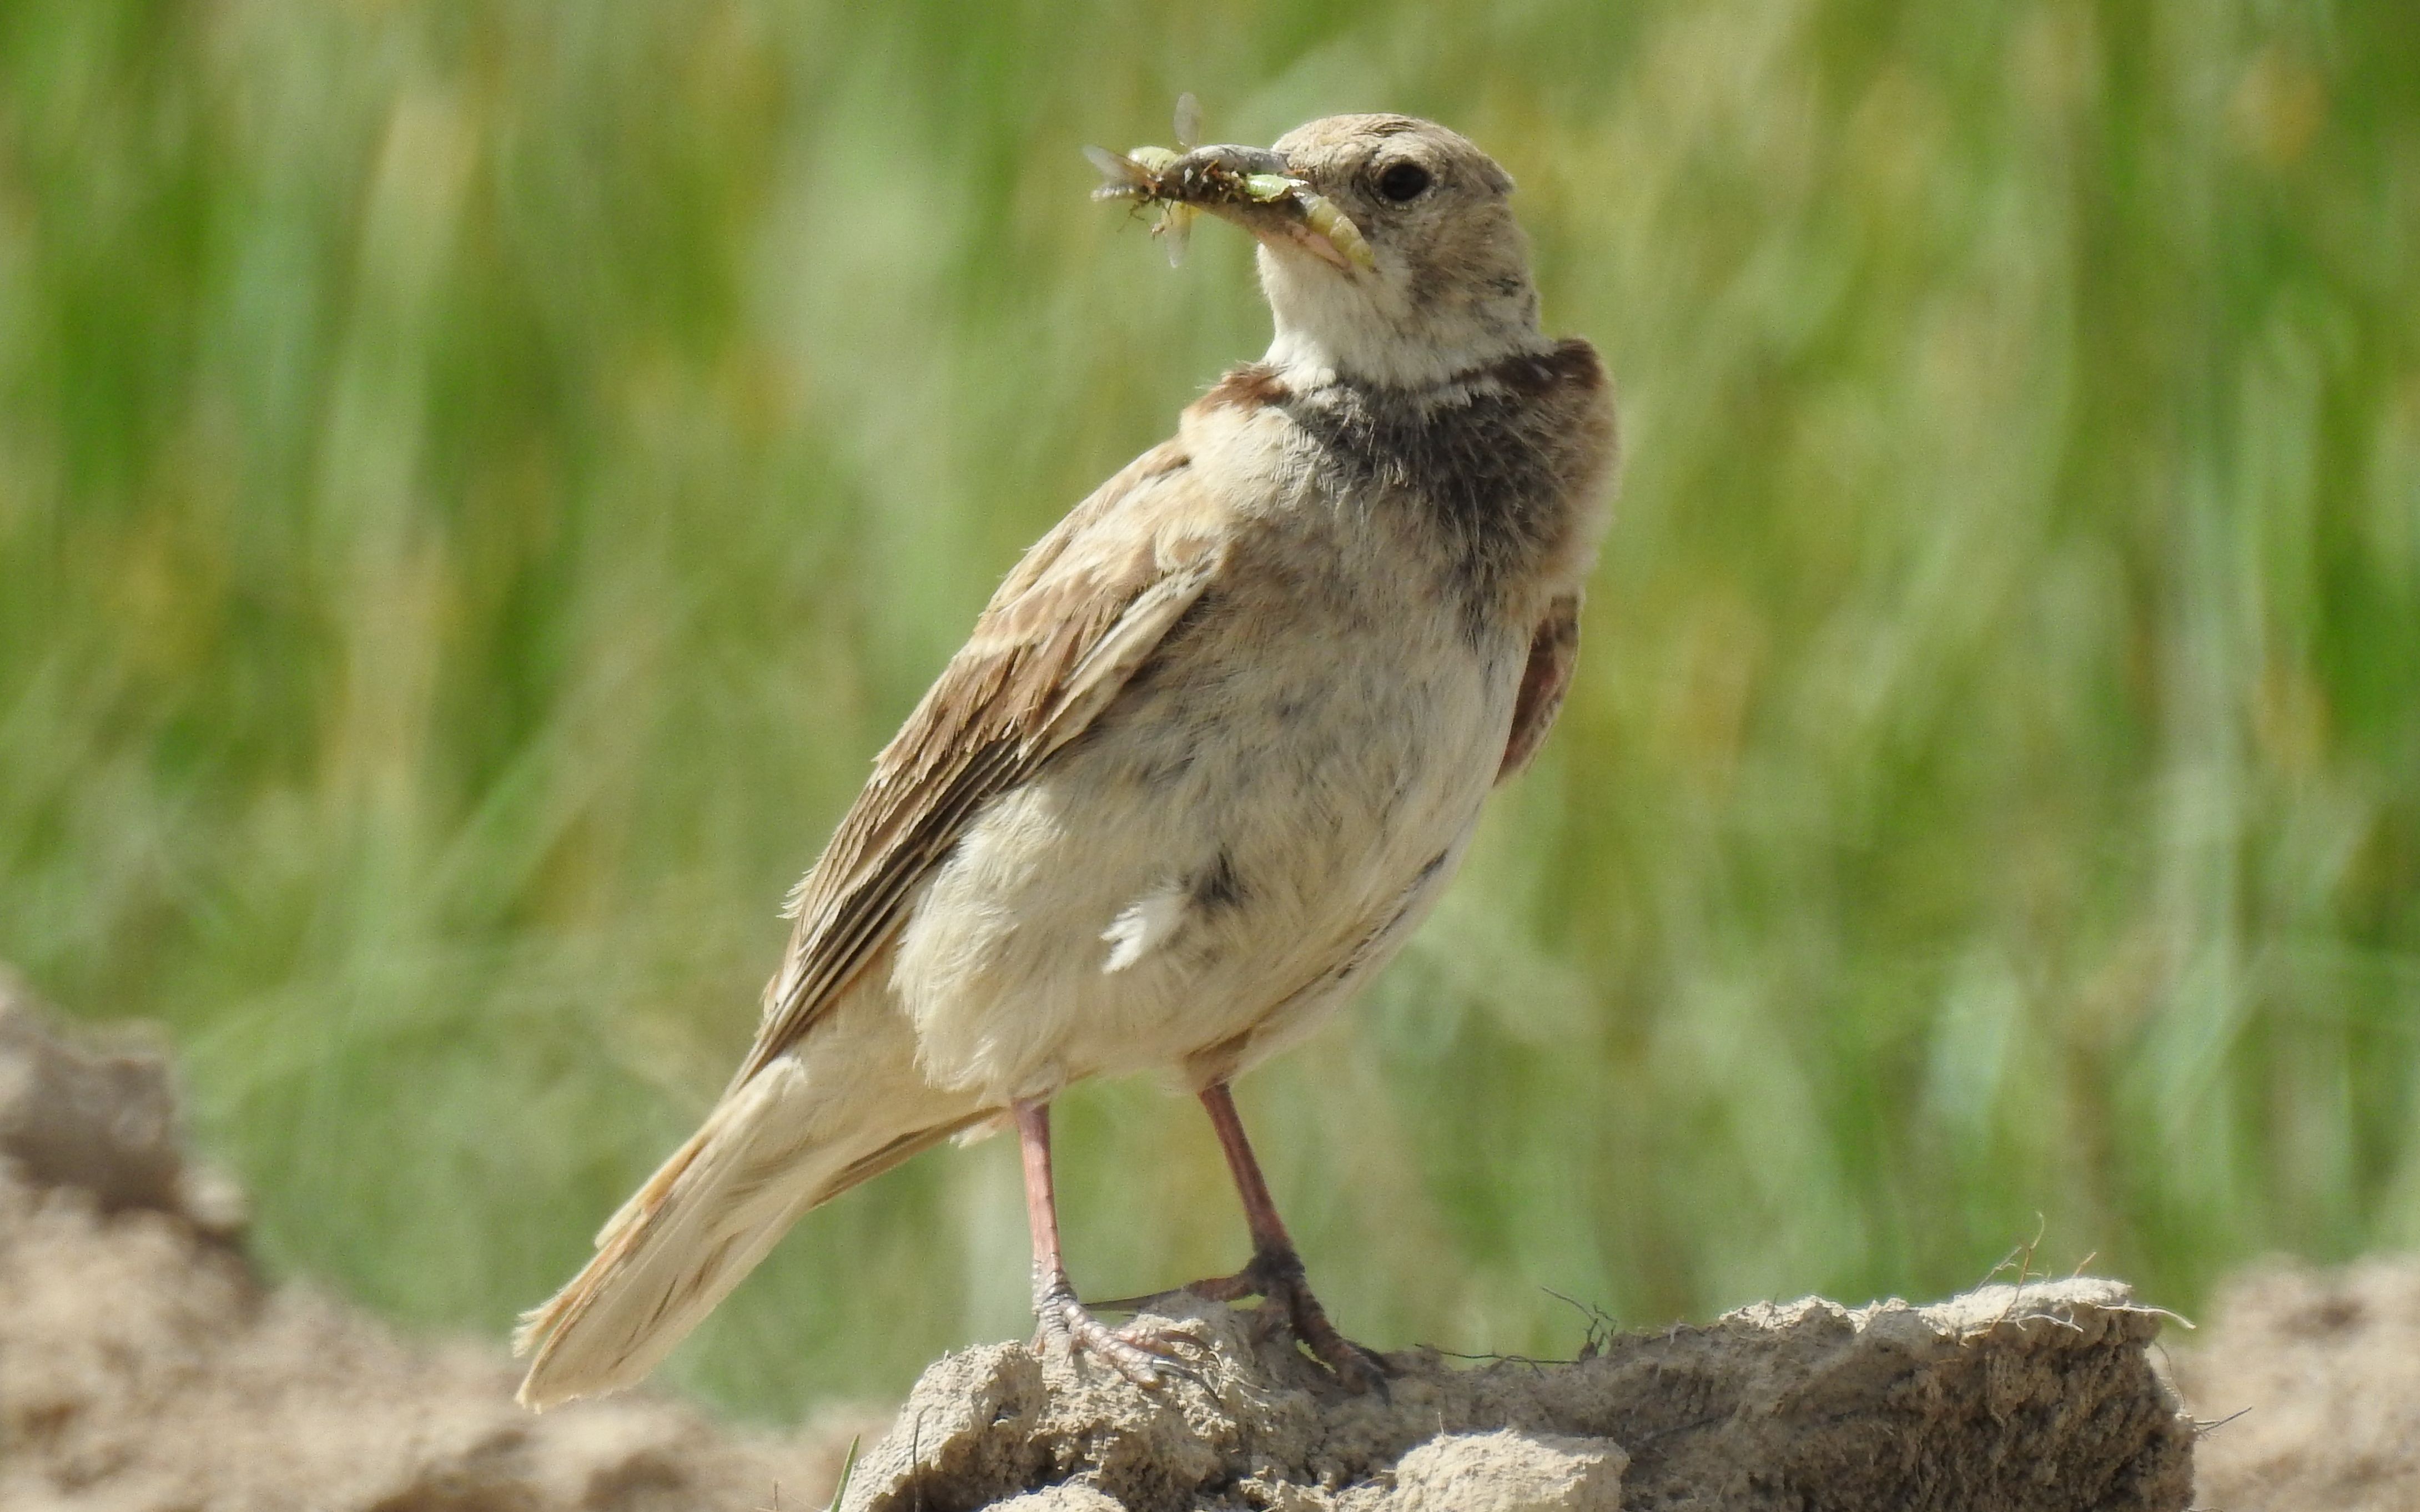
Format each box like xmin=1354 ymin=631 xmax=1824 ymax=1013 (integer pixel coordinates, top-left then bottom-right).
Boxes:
xmin=1191 ymin=147 xmax=1373 ymax=274
xmin=1126 ymin=144 xmax=1376 ymax=274
xmin=1230 ymin=199 xmax=1371 ymax=274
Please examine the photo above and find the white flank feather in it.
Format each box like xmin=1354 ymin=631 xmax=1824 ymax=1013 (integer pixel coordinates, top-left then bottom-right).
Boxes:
xmin=1100 ymin=883 xmax=1188 ymax=973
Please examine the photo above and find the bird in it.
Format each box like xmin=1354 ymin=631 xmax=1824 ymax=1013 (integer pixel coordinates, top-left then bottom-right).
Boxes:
xmin=512 ymin=109 xmax=1617 ymax=1409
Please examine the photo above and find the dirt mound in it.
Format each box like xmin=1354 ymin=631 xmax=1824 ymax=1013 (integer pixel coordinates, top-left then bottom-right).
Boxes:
xmin=0 ymin=974 xmax=869 ymax=1512
xmin=2174 ymin=1256 xmax=2420 ymax=1511
xmin=839 ymin=1281 xmax=2191 ymax=1511
xmin=0 ymin=969 xmax=248 ymax=1237
xmin=24 ymin=969 xmax=2356 ymax=1512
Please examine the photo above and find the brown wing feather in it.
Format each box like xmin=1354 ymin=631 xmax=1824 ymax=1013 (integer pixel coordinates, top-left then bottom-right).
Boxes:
xmin=734 ymin=443 xmax=1224 ymax=1084
xmin=1497 ymin=593 xmax=1582 ymax=782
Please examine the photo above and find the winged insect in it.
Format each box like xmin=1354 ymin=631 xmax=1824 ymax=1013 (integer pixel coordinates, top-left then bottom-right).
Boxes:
xmin=1083 ymin=94 xmax=1374 ymax=272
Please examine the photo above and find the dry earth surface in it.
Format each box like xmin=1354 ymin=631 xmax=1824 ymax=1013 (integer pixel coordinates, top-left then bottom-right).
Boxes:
xmin=0 ymin=974 xmax=2399 ymax=1510
xmin=2171 ymin=1256 xmax=2420 ymax=1511
xmin=836 ymin=1280 xmax=2189 ymax=1511
xmin=0 ymin=976 xmax=875 ymax=1512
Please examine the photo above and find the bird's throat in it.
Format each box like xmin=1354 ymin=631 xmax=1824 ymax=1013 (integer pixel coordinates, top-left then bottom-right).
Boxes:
xmin=1258 ymin=250 xmax=1544 ymax=393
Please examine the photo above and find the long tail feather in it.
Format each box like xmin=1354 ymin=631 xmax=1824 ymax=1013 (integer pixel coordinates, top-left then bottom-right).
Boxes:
xmin=514 ymin=1060 xmax=982 ymax=1409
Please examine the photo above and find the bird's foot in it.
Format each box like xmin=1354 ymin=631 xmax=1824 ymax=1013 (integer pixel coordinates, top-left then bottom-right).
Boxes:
xmin=1036 ymin=1277 xmax=1200 ymax=1387
xmin=1094 ymin=1246 xmax=1388 ymax=1393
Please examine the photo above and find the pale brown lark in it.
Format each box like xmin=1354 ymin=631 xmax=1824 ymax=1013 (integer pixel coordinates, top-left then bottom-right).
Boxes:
xmin=514 ymin=109 xmax=1618 ymax=1408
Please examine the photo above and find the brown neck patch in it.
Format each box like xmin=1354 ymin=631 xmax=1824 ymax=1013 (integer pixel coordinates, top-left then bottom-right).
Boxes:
xmin=1274 ymin=336 xmax=1609 ymax=638
xmin=1488 ymin=338 xmax=1606 ymax=399
xmin=1199 ymin=364 xmax=1291 ymax=411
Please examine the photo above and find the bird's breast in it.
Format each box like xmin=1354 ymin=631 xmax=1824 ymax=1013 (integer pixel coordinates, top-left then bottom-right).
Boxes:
xmin=888 ymin=525 xmax=1526 ymax=1103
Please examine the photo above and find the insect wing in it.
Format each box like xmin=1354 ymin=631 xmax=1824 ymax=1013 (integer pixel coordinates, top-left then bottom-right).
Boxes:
xmin=1160 ymin=203 xmax=1195 ymax=266
xmin=1084 ymin=144 xmax=1153 ymax=200
xmin=1172 ymin=92 xmax=1201 ymax=150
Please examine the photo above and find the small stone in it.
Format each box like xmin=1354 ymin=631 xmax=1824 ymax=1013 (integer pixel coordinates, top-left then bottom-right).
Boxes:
xmin=991 ymin=1485 xmax=1127 ymax=1511
xmin=1379 ymin=1430 xmax=1624 ymax=1512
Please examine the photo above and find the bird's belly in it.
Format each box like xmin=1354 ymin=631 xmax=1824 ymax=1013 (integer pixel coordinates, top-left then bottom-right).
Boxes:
xmin=889 ymin=603 xmax=1522 ymax=1104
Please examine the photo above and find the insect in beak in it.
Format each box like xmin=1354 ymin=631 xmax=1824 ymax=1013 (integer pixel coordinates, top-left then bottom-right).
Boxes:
xmin=1085 ymin=97 xmax=1376 ymax=274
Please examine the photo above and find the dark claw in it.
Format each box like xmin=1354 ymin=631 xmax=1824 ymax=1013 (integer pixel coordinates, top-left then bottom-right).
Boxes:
xmin=1089 ymin=1247 xmax=1390 ymax=1393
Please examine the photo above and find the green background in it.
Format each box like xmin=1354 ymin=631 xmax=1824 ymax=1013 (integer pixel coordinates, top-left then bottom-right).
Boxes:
xmin=3 ymin=0 xmax=2416 ymax=1420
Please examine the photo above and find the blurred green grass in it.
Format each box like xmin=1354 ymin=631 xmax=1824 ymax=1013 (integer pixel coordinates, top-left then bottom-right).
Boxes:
xmin=3 ymin=0 xmax=2417 ymax=1420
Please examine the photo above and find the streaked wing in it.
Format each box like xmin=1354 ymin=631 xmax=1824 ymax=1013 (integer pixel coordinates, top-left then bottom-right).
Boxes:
xmin=1497 ymin=593 xmax=1582 ymax=782
xmin=733 ymin=442 xmax=1225 ymax=1085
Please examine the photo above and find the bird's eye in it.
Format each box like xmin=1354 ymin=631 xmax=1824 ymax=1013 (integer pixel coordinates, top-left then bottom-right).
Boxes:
xmin=1376 ymin=162 xmax=1432 ymax=203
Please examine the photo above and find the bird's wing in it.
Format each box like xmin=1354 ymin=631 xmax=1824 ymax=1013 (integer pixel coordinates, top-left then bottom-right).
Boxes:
xmin=1497 ymin=593 xmax=1582 ymax=782
xmin=733 ymin=442 xmax=1225 ymax=1085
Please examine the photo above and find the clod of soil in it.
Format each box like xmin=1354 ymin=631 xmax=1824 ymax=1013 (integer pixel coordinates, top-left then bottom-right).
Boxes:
xmin=2175 ymin=1256 xmax=2420 ymax=1512
xmin=0 ymin=975 xmax=868 ymax=1512
xmin=0 ymin=966 xmax=245 ymax=1234
xmin=842 ymin=1280 xmax=2194 ymax=1511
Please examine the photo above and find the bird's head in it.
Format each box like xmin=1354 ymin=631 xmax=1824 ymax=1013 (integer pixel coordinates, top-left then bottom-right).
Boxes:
xmin=1111 ymin=114 xmax=1546 ymax=391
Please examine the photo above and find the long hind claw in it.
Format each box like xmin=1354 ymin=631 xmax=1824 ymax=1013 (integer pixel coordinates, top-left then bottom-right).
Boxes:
xmin=1038 ymin=1280 xmax=1201 ymax=1387
xmin=1092 ymin=1248 xmax=1388 ymax=1393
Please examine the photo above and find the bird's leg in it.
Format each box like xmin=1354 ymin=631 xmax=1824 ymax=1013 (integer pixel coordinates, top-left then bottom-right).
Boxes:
xmin=1094 ymin=1083 xmax=1387 ymax=1390
xmin=1014 ymin=1098 xmax=1193 ymax=1386
xmin=1196 ymin=1082 xmax=1390 ymax=1389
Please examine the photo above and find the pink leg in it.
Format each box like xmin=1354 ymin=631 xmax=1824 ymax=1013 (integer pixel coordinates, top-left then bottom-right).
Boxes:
xmin=1014 ymin=1099 xmax=1190 ymax=1386
xmin=1094 ymin=1084 xmax=1387 ymax=1391
xmin=1200 ymin=1081 xmax=1303 ymax=1258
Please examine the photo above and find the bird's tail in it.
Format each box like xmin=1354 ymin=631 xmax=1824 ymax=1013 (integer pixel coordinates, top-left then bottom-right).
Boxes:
xmin=513 ymin=1055 xmax=984 ymax=1409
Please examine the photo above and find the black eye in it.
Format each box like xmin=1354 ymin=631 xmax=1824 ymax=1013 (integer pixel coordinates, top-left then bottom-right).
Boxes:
xmin=1376 ymin=162 xmax=1432 ymax=203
